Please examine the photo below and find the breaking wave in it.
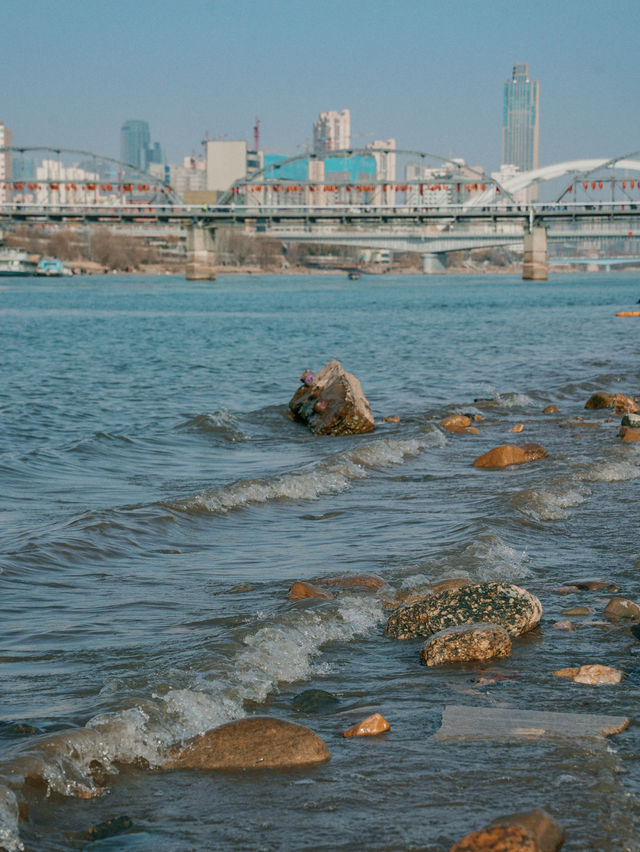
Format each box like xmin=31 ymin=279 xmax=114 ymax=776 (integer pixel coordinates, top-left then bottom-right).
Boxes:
xmin=511 ymin=481 xmax=591 ymax=521
xmin=166 ymin=435 xmax=437 ymax=515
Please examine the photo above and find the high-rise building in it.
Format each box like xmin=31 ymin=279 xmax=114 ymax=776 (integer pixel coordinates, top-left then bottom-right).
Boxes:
xmin=0 ymin=120 xmax=12 ymax=204
xmin=312 ymin=109 xmax=350 ymax=153
xmin=120 ymin=120 xmax=164 ymax=171
xmin=501 ymin=63 xmax=539 ymax=174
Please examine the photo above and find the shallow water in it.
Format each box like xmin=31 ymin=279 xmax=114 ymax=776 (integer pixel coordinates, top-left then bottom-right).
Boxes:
xmin=1 ymin=272 xmax=640 ymax=850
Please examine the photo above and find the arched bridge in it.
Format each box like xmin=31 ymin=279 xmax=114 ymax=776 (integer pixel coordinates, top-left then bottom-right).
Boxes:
xmin=1 ymin=145 xmax=640 ymax=279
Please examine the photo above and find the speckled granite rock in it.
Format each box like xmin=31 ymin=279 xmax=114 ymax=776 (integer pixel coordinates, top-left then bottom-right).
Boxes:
xmin=289 ymin=360 xmax=374 ymax=435
xmin=384 ymin=582 xmax=542 ymax=639
xmin=420 ymin=622 xmax=512 ymax=666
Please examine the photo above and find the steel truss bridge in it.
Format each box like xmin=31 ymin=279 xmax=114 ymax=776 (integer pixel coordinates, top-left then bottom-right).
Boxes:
xmin=1 ymin=146 xmax=640 ymax=276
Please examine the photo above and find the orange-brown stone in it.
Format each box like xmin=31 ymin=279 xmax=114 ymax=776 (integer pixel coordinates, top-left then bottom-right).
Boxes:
xmin=164 ymin=717 xmax=330 ymax=770
xmin=619 ymin=426 xmax=640 ymax=442
xmin=585 ymin=391 xmax=638 ymax=412
xmin=450 ymin=808 xmax=565 ymax=852
xmin=543 ymin=404 xmax=559 ymax=414
xmin=472 ymin=443 xmax=547 ymax=469
xmin=313 ymin=572 xmax=386 ymax=590
xmin=509 ymin=423 xmax=524 ymax=432
xmin=287 ymin=581 xmax=333 ymax=601
xmin=342 ymin=713 xmax=390 ymax=738
xmin=440 ymin=415 xmax=472 ymax=432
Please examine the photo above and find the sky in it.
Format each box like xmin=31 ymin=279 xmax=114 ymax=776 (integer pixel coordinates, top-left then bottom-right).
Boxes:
xmin=3 ymin=0 xmax=640 ymax=173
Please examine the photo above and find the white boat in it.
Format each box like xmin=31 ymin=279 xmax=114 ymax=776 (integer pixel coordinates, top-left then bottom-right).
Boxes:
xmin=0 ymin=247 xmax=39 ymax=276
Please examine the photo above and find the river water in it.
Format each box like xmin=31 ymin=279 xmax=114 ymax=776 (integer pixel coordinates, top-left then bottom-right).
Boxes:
xmin=1 ymin=271 xmax=640 ymax=851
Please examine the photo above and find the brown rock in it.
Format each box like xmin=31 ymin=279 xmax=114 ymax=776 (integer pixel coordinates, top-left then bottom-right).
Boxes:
xmin=491 ymin=809 xmax=565 ymax=852
xmin=165 ymin=717 xmax=330 ymax=770
xmin=342 ymin=713 xmax=390 ymax=738
xmin=383 ymin=414 xmax=400 ymax=423
xmin=385 ymin=581 xmax=542 ymax=640
xmin=472 ymin=443 xmax=547 ymax=469
xmin=603 ymin=596 xmax=640 ymax=622
xmin=449 ymin=824 xmax=539 ymax=851
xmin=287 ymin=581 xmax=333 ymax=601
xmin=554 ymin=665 xmax=623 ymax=685
xmin=552 ymin=621 xmax=574 ymax=631
xmin=543 ymin=404 xmax=559 ymax=414
xmin=619 ymin=426 xmax=640 ymax=442
xmin=585 ymin=392 xmax=638 ymax=412
xmin=313 ymin=572 xmax=386 ymax=590
xmin=420 ymin=623 xmax=512 ymax=666
xmin=440 ymin=414 xmax=472 ymax=432
xmin=564 ymin=579 xmax=618 ymax=592
xmin=289 ymin=360 xmax=374 ymax=435
xmin=509 ymin=423 xmax=524 ymax=432
xmin=561 ymin=606 xmax=591 ymax=616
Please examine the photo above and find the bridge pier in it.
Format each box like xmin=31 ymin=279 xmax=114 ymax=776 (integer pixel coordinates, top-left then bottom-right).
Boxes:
xmin=422 ymin=252 xmax=447 ymax=274
xmin=185 ymin=224 xmax=216 ymax=280
xmin=522 ymin=226 xmax=548 ymax=281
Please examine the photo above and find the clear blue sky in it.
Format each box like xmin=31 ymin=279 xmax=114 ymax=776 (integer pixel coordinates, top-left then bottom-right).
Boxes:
xmin=3 ymin=0 xmax=639 ymax=171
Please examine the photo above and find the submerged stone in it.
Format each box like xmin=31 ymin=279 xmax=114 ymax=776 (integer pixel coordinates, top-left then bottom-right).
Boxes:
xmin=450 ymin=808 xmax=565 ymax=852
xmin=292 ymin=689 xmax=340 ymax=714
xmin=287 ymin=581 xmax=333 ymax=601
xmin=164 ymin=717 xmax=330 ymax=771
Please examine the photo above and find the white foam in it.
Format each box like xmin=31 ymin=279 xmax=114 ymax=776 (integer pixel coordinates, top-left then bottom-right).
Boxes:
xmin=580 ymin=460 xmax=640 ymax=483
xmin=171 ymin=437 xmax=431 ymax=514
xmin=479 ymin=388 xmax=536 ymax=409
xmin=0 ymin=786 xmax=23 ymax=852
xmin=461 ymin=534 xmax=531 ymax=581
xmin=513 ymin=482 xmax=591 ymax=521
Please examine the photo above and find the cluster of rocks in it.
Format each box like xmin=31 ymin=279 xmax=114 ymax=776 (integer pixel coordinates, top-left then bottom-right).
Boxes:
xmin=585 ymin=390 xmax=640 ymax=442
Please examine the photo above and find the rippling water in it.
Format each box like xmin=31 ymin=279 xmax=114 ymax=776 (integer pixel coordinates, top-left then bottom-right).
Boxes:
xmin=2 ymin=272 xmax=640 ymax=850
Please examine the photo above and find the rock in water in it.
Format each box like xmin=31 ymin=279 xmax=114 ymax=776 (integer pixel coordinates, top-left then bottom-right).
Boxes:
xmin=164 ymin=717 xmax=330 ymax=770
xmin=585 ymin=391 xmax=638 ymax=412
xmin=450 ymin=808 xmax=565 ymax=852
xmin=420 ymin=623 xmax=512 ymax=666
xmin=342 ymin=713 xmax=390 ymax=738
xmin=292 ymin=689 xmax=340 ymax=714
xmin=472 ymin=443 xmax=547 ymax=468
xmin=289 ymin=360 xmax=374 ymax=435
xmin=385 ymin=582 xmax=542 ymax=639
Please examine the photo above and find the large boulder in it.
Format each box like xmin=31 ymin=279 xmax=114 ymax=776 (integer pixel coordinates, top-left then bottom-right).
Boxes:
xmin=420 ymin=623 xmax=512 ymax=666
xmin=164 ymin=717 xmax=330 ymax=771
xmin=473 ymin=443 xmax=547 ymax=468
xmin=385 ymin=582 xmax=542 ymax=639
xmin=289 ymin=360 xmax=374 ymax=435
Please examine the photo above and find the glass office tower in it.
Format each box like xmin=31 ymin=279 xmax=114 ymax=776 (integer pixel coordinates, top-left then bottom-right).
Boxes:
xmin=501 ymin=63 xmax=539 ymax=173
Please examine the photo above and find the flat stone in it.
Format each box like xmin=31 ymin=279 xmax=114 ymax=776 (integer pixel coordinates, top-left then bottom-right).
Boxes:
xmin=342 ymin=713 xmax=390 ymax=738
xmin=432 ymin=705 xmax=630 ymax=741
xmin=561 ymin=606 xmax=591 ymax=616
xmin=509 ymin=423 xmax=524 ymax=432
xmin=472 ymin=443 xmax=547 ymax=469
xmin=287 ymin=581 xmax=333 ymax=601
xmin=164 ymin=716 xmax=330 ymax=770
xmin=554 ymin=664 xmax=623 ymax=685
xmin=312 ymin=572 xmax=386 ymax=590
xmin=420 ymin=623 xmax=512 ymax=666
xmin=564 ymin=579 xmax=618 ymax=592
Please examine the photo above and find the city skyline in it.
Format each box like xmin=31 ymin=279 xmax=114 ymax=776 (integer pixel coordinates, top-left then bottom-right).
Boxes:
xmin=2 ymin=0 xmax=640 ymax=173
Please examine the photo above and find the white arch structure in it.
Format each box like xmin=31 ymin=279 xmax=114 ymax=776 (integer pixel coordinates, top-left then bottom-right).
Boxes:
xmin=471 ymin=151 xmax=640 ymax=206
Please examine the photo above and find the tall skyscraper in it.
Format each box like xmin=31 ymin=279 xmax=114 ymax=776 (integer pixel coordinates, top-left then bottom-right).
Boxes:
xmin=501 ymin=63 xmax=539 ymax=173
xmin=312 ymin=109 xmax=350 ymax=153
xmin=120 ymin=120 xmax=163 ymax=171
